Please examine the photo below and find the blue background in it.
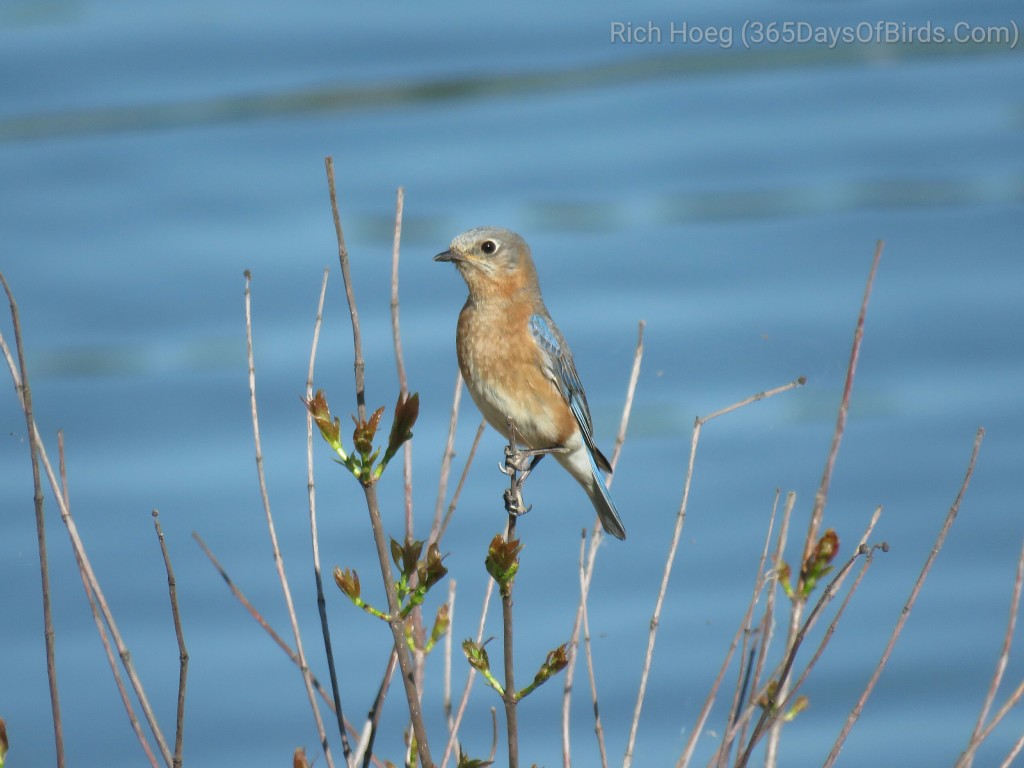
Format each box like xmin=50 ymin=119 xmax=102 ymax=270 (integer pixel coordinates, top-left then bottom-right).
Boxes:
xmin=1 ymin=1 xmax=1022 ymax=766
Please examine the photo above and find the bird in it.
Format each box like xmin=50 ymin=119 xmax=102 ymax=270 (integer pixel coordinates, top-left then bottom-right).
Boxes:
xmin=434 ymin=226 xmax=626 ymax=540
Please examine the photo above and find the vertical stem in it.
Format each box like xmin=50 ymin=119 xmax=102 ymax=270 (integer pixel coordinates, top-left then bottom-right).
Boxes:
xmin=361 ymin=482 xmax=434 ymax=766
xmin=323 ymin=158 xmax=432 ymax=767
xmin=305 ymin=268 xmax=353 ymax=761
xmin=1 ymin=274 xmax=65 ymax=768
xmin=823 ymin=428 xmax=985 ymax=768
xmin=245 ymin=273 xmax=334 ymax=768
xmin=799 ymin=241 xmax=883 ymax=576
xmin=502 ymin=513 xmax=519 ymax=768
xmin=151 ymin=510 xmax=189 ymax=768
xmin=59 ymin=437 xmax=160 ymax=767
xmin=324 ymin=157 xmax=366 ymax=420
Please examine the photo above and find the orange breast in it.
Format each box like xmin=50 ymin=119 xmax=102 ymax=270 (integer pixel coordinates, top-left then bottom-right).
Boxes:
xmin=456 ymin=300 xmax=577 ymax=449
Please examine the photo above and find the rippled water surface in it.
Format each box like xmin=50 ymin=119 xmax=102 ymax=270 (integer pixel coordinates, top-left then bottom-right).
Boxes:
xmin=2 ymin=2 xmax=1023 ymax=766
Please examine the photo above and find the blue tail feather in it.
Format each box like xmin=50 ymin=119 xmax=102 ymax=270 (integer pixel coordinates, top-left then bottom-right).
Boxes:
xmin=585 ymin=449 xmax=626 ymax=540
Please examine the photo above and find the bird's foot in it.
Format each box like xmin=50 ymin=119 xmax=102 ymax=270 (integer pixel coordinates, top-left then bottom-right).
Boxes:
xmin=503 ymin=486 xmax=532 ymax=517
xmin=501 ymin=444 xmax=535 ymax=476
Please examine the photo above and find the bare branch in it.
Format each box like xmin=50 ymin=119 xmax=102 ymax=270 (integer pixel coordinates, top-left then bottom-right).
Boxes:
xmin=564 ymin=319 xmax=644 ymax=766
xmin=304 ymin=267 xmax=354 ymax=763
xmin=431 ymin=371 xmax=465 ymax=541
xmin=324 ymin=157 xmax=366 ymax=421
xmin=0 ymin=273 xmax=65 ymax=768
xmin=355 ymin=652 xmax=398 ymax=768
xmin=783 ymin=507 xmax=884 ymax=705
xmin=957 ymin=537 xmax=1024 ymax=767
xmin=441 ymin=576 xmax=497 ymax=768
xmin=624 ymin=377 xmax=803 ymax=768
xmin=739 ymin=543 xmax=884 ymax=766
xmin=1000 ymin=733 xmax=1024 ymax=768
xmin=608 ymin=319 xmax=645 ymax=471
xmin=444 ymin=579 xmax=457 ymax=732
xmin=151 ymin=510 xmax=189 ymax=768
xmin=684 ymin=490 xmax=781 ymax=768
xmin=61 ymin=437 xmax=159 ymax=768
xmin=823 ymin=427 xmax=985 ymax=767
xmin=389 ymin=186 xmax=415 ymax=539
xmin=390 ymin=185 xmax=409 ymax=396
xmin=432 ymin=418 xmax=486 ymax=548
xmin=1 ymin=278 xmax=171 ymax=766
xmin=578 ymin=532 xmax=609 ymax=768
xmin=244 ymin=272 xmax=334 ymax=768
xmin=501 ymin=447 xmax=521 ymax=768
xmin=322 ymin=158 xmax=433 ymax=767
xmin=700 ymin=376 xmax=806 ymax=425
xmin=800 ymin=241 xmax=883 ymax=580
xmin=715 ymin=493 xmax=798 ymax=768
xmin=193 ymin=533 xmax=344 ymax=712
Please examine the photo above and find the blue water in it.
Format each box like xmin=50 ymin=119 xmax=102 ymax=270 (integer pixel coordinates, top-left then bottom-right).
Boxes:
xmin=2 ymin=2 xmax=1023 ymax=766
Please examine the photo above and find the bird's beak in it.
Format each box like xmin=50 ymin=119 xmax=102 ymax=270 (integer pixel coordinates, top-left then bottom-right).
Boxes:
xmin=433 ymin=249 xmax=459 ymax=263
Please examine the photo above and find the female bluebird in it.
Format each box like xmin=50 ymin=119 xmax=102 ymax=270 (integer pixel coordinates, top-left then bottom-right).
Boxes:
xmin=434 ymin=227 xmax=626 ymax=540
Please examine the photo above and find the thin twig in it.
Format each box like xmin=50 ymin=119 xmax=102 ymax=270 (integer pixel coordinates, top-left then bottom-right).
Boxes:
xmin=727 ymin=510 xmax=886 ymax=766
xmin=563 ymin=319 xmax=644 ymax=767
xmin=244 ymin=271 xmax=334 ymax=768
xmin=681 ymin=491 xmax=781 ymax=768
xmin=766 ymin=241 xmax=883 ymax=767
xmin=324 ymin=157 xmax=366 ymax=420
xmin=0 ymin=286 xmax=171 ymax=767
xmin=609 ymin=320 xmax=645 ymax=471
xmin=194 ymin=529 xmax=301 ymax=656
xmin=356 ymin=651 xmax=398 ymax=768
xmin=782 ymin=508 xmax=884 ymax=703
xmin=578 ymin=532 xmax=608 ymax=768
xmin=738 ymin=543 xmax=884 ymax=767
xmin=323 ymin=158 xmax=433 ymax=767
xmin=730 ymin=492 xmax=797 ymax=768
xmin=441 ymin=573 xmax=497 ymax=768
xmin=1000 ymin=733 xmax=1024 ymax=768
xmin=433 ymin=419 xmax=485 ymax=547
xmin=488 ymin=708 xmax=500 ymax=763
xmin=193 ymin=532 xmax=352 ymax=718
xmin=822 ymin=427 xmax=985 ymax=768
xmin=749 ymin=506 xmax=883 ymax=768
xmin=623 ymin=376 xmax=805 ymax=768
xmin=304 ymin=268 xmax=353 ymax=764
xmin=502 ymin=445 xmax=520 ymax=768
xmin=686 ymin=597 xmax=768 ymax=768
xmin=61 ymin=439 xmax=159 ymax=767
xmin=623 ymin=411 xmax=703 ymax=767
xmin=431 ymin=371 xmax=465 ymax=542
xmin=974 ymin=678 xmax=1024 ymax=753
xmin=800 ymin=241 xmax=883 ymax=580
xmin=715 ymin=490 xmax=782 ymax=768
xmin=59 ymin=435 xmax=159 ymax=768
xmin=361 ymin=478 xmax=434 ymax=764
xmin=388 ymin=189 xmax=430 ymax=712
xmin=700 ymin=377 xmax=807 ymax=425
xmin=0 ymin=274 xmax=65 ymax=768
xmin=151 ymin=510 xmax=189 ymax=768
xmin=756 ymin=510 xmax=882 ymax=756
xmin=389 ymin=186 xmax=414 ymax=540
xmin=958 ymin=537 xmax=1024 ymax=767
xmin=444 ymin=579 xmax=457 ymax=732
xmin=390 ymin=186 xmax=408 ymax=396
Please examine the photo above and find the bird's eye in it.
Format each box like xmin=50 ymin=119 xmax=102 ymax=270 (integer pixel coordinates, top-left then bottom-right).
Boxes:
xmin=480 ymin=240 xmax=497 ymax=255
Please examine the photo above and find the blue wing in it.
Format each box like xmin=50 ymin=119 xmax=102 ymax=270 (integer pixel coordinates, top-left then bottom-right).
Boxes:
xmin=529 ymin=313 xmax=611 ymax=470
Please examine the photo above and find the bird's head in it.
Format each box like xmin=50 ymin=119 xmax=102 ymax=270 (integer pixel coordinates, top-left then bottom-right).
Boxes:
xmin=434 ymin=227 xmax=539 ymax=298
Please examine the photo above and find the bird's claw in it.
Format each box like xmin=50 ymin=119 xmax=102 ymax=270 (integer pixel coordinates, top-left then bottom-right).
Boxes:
xmin=503 ymin=444 xmax=534 ymax=474
xmin=503 ymin=487 xmax=532 ymax=517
